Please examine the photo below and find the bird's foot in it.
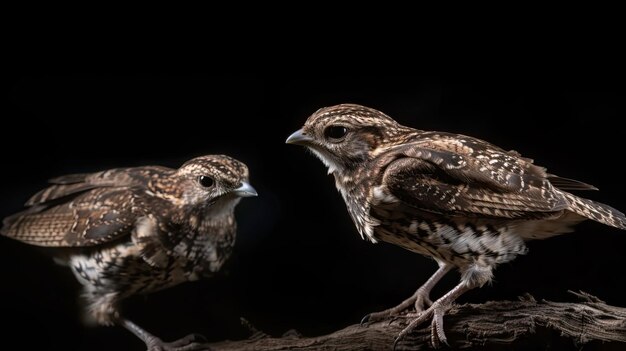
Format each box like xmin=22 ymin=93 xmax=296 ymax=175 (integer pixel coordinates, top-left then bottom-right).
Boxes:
xmin=393 ymin=300 xmax=451 ymax=350
xmin=361 ymin=288 xmax=431 ymax=325
xmin=414 ymin=290 xmax=433 ymax=312
xmin=145 ymin=333 xmax=208 ymax=351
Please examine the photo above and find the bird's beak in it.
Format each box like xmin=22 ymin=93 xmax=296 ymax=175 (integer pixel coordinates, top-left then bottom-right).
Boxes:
xmin=285 ymin=129 xmax=313 ymax=145
xmin=233 ymin=182 xmax=258 ymax=197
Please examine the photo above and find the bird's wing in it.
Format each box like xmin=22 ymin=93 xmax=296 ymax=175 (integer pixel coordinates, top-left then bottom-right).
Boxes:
xmin=380 ymin=136 xmax=570 ymax=219
xmin=25 ymin=166 xmax=170 ymax=206
xmin=1 ymin=166 xmax=172 ymax=247
xmin=545 ymin=175 xmax=598 ymax=191
xmin=1 ymin=187 xmax=145 ymax=247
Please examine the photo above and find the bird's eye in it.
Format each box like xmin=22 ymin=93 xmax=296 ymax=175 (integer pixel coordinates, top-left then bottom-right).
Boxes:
xmin=198 ymin=175 xmax=214 ymax=188
xmin=324 ymin=125 xmax=348 ymax=140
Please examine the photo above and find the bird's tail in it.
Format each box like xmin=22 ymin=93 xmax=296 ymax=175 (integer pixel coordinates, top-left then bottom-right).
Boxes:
xmin=563 ymin=193 xmax=626 ymax=230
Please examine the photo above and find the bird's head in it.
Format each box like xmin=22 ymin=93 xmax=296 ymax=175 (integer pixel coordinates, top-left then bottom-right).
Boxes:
xmin=286 ymin=104 xmax=406 ymax=174
xmin=172 ymin=155 xmax=257 ymax=214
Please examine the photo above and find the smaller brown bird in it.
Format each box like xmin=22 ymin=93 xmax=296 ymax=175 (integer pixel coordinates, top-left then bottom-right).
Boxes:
xmin=287 ymin=104 xmax=626 ymax=348
xmin=1 ymin=155 xmax=257 ymax=351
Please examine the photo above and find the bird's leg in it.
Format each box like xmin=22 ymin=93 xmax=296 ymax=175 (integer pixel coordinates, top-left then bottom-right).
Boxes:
xmin=361 ymin=262 xmax=452 ymax=324
xmin=393 ymin=280 xmax=474 ymax=349
xmin=413 ymin=262 xmax=452 ymax=312
xmin=120 ymin=318 xmax=208 ymax=351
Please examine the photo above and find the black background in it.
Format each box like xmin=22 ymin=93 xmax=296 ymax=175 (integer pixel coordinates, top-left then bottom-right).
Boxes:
xmin=1 ymin=76 xmax=625 ymax=350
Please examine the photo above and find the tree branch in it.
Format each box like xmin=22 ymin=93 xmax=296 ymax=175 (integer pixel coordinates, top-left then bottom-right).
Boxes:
xmin=205 ymin=291 xmax=626 ymax=350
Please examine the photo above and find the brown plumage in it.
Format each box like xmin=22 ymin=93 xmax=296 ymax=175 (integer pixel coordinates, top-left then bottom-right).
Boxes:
xmin=1 ymin=155 xmax=257 ymax=351
xmin=287 ymin=103 xmax=626 ymax=347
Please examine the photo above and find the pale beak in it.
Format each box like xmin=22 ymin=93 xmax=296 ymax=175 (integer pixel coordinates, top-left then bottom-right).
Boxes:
xmin=233 ymin=182 xmax=258 ymax=197
xmin=285 ymin=129 xmax=313 ymax=145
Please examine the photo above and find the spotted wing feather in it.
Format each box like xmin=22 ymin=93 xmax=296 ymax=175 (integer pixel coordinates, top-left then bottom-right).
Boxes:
xmin=383 ymin=157 xmax=567 ymax=219
xmin=25 ymin=166 xmax=170 ymax=206
xmin=397 ymin=134 xmax=552 ymax=192
xmin=1 ymin=166 xmax=172 ymax=247
xmin=381 ymin=135 xmax=570 ymax=219
xmin=2 ymin=187 xmax=145 ymax=247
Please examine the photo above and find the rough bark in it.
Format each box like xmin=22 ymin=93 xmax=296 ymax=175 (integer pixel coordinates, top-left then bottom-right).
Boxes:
xmin=204 ymin=291 xmax=626 ymax=350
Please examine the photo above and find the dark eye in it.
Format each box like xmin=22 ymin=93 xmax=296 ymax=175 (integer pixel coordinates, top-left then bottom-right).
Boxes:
xmin=324 ymin=125 xmax=348 ymax=140
xmin=198 ymin=175 xmax=214 ymax=188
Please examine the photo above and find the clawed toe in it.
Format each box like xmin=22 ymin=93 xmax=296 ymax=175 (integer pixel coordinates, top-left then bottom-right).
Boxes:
xmin=360 ymin=314 xmax=371 ymax=325
xmin=361 ymin=296 xmax=421 ymax=326
xmin=360 ymin=310 xmax=393 ymax=325
xmin=430 ymin=308 xmax=449 ymax=348
xmin=393 ymin=302 xmax=451 ymax=349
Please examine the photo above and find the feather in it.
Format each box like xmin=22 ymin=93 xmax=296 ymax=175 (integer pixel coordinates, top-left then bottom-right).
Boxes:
xmin=2 ymin=188 xmax=143 ymax=247
xmin=548 ymin=175 xmax=598 ymax=191
xmin=563 ymin=193 xmax=626 ymax=230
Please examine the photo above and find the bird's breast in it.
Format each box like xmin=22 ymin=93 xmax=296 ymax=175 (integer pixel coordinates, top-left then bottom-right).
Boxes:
xmin=168 ymin=220 xmax=236 ymax=278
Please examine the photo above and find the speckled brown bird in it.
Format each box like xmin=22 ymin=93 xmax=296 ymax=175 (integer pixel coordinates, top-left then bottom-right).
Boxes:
xmin=286 ymin=104 xmax=626 ymax=348
xmin=1 ymin=155 xmax=257 ymax=351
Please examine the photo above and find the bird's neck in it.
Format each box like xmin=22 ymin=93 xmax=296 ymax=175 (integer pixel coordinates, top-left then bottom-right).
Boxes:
xmin=205 ymin=197 xmax=241 ymax=217
xmin=333 ymin=169 xmax=358 ymax=191
xmin=172 ymin=199 xmax=238 ymax=234
xmin=332 ymin=166 xmax=379 ymax=243
xmin=332 ymin=157 xmax=380 ymax=190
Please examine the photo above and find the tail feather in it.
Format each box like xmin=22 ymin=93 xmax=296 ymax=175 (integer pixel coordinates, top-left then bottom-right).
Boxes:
xmin=564 ymin=193 xmax=626 ymax=230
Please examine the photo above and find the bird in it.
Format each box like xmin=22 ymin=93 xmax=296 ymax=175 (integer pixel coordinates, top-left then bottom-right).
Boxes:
xmin=1 ymin=155 xmax=258 ymax=351
xmin=286 ymin=103 xmax=626 ymax=348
